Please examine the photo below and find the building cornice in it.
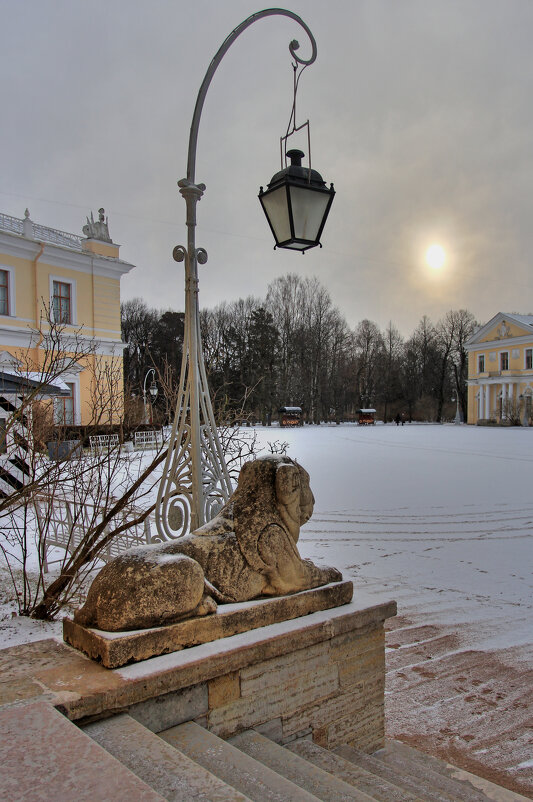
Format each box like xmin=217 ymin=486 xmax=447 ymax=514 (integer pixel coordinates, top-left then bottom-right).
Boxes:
xmin=0 ymin=323 xmax=125 ymax=356
xmin=0 ymin=230 xmax=134 ymax=278
xmin=465 ymin=335 xmax=533 ymax=352
xmin=467 ymin=375 xmax=533 ymax=386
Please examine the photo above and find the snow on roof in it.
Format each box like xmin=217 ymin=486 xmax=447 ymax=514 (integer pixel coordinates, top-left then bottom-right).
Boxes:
xmin=0 ymin=369 xmax=70 ymax=395
xmin=505 ymin=313 xmax=533 ymax=329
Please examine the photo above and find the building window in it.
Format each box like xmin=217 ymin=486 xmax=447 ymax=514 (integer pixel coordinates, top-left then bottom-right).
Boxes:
xmin=54 ymin=383 xmax=75 ymax=425
xmin=0 ymin=270 xmax=9 ymax=316
xmin=500 ymin=352 xmax=509 ymax=371
xmin=526 ymin=349 xmax=533 ymax=370
xmin=52 ymin=280 xmax=71 ymax=324
xmin=478 ymin=354 xmax=485 ymax=373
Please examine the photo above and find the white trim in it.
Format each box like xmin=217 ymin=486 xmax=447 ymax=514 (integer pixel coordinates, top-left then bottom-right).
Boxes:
xmin=0 ymin=230 xmax=134 ymax=278
xmin=0 ymin=322 xmax=125 ymax=355
xmin=499 ymin=350 xmax=509 ymax=371
xmin=0 ymin=326 xmax=37 ymax=348
xmin=53 ymin=374 xmax=81 ymax=425
xmin=466 ymin=311 xmax=533 ymax=349
xmin=468 ymin=377 xmax=526 ymax=386
xmin=0 ymin=264 xmax=16 ymax=317
xmin=49 ymin=274 xmax=77 ymax=325
xmin=466 ymin=335 xmax=533 ymax=352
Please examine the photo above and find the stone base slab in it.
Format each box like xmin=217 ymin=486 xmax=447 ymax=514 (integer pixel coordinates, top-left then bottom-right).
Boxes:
xmin=63 ymin=581 xmax=354 ymax=669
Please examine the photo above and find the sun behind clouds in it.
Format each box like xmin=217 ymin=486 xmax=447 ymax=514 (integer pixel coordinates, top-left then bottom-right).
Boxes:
xmin=425 ymin=243 xmax=446 ymax=270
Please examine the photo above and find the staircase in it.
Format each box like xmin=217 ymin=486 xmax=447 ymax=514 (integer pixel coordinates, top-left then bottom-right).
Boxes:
xmin=81 ymin=714 xmax=529 ymax=802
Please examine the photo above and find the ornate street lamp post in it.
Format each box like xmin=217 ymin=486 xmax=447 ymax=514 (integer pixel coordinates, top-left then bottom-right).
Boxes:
xmin=143 ymin=368 xmax=158 ymax=424
xmin=156 ymin=9 xmax=333 ymax=540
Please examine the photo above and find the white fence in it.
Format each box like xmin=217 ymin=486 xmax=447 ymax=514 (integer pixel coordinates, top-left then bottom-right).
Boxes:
xmin=89 ymin=433 xmax=120 ymax=456
xmin=134 ymin=429 xmax=164 ymax=449
xmin=33 ymin=494 xmax=153 ymax=572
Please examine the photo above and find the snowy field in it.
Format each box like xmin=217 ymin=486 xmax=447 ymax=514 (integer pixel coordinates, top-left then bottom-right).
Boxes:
xmin=259 ymin=422 xmax=533 ymax=657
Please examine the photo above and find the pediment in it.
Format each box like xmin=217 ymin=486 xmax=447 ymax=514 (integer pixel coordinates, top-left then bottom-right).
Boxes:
xmin=0 ymin=350 xmax=22 ymax=369
xmin=467 ymin=313 xmax=533 ymax=346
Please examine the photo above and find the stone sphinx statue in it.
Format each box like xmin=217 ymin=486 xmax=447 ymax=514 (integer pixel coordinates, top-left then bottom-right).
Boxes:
xmin=74 ymin=455 xmax=342 ymax=631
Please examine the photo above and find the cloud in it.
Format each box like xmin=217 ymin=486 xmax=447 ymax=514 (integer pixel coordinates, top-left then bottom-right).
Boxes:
xmin=1 ymin=0 xmax=532 ymax=335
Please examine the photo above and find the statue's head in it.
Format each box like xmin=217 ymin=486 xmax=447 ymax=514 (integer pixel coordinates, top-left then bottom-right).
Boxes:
xmin=234 ymin=455 xmax=314 ymax=545
xmin=273 ymin=459 xmax=314 ymax=541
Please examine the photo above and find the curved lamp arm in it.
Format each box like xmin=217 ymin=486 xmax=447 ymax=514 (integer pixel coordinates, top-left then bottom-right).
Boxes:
xmin=186 ymin=8 xmax=317 ymax=183
xmin=157 ymin=9 xmax=318 ymax=537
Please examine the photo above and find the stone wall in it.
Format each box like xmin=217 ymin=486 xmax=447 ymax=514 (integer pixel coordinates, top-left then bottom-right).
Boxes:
xmin=126 ymin=601 xmax=396 ymax=753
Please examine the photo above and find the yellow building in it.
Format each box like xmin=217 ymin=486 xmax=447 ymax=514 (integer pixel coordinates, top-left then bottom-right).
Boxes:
xmin=466 ymin=312 xmax=533 ymax=425
xmin=0 ymin=208 xmax=134 ymax=426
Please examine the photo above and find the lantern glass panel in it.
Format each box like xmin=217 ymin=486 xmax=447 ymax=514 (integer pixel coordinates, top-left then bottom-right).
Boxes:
xmin=260 ymin=186 xmax=291 ymax=244
xmin=288 ymin=185 xmax=331 ymax=241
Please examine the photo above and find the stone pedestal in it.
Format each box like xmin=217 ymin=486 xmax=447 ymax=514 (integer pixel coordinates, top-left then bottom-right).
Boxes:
xmin=114 ymin=599 xmax=397 ymax=753
xmin=63 ymin=582 xmax=354 ymax=669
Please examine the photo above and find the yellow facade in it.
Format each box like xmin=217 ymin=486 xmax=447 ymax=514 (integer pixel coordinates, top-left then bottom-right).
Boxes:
xmin=0 ymin=210 xmax=134 ymax=425
xmin=466 ymin=313 xmax=533 ymax=425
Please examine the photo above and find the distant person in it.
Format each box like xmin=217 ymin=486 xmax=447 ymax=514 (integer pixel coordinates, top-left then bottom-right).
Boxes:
xmin=395 ymin=413 xmax=401 ymax=426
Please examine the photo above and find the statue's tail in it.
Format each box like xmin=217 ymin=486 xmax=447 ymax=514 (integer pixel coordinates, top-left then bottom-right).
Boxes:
xmin=204 ymin=578 xmax=236 ymax=604
xmin=73 ymin=602 xmax=94 ymax=627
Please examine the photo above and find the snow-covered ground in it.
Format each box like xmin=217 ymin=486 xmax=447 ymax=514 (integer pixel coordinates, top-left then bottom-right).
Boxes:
xmin=261 ymin=422 xmax=533 ymax=658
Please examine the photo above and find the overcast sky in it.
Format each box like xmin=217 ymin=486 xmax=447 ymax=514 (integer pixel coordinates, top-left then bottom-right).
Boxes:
xmin=1 ymin=0 xmax=532 ymax=335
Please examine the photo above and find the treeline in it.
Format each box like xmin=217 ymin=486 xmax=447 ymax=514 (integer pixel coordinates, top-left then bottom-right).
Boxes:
xmin=121 ymin=273 xmax=478 ymax=424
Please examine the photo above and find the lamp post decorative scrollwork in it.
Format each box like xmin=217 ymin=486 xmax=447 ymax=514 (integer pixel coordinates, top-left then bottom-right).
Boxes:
xmin=155 ymin=9 xmax=332 ymax=541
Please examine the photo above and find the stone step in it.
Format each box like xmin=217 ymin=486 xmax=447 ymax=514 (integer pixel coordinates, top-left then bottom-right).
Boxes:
xmin=230 ymin=729 xmax=379 ymax=802
xmin=0 ymin=700 xmax=165 ymax=802
xmin=160 ymin=720 xmax=322 ymax=802
xmin=372 ymin=742 xmax=495 ymax=802
xmin=83 ymin=713 xmax=252 ymax=801
xmin=380 ymin=740 xmax=531 ymax=802
xmin=335 ymin=743 xmax=484 ymax=802
xmin=287 ymin=738 xmax=424 ymax=802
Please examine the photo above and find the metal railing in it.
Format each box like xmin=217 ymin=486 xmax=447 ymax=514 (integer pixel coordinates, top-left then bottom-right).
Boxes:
xmin=33 ymin=223 xmax=82 ymax=249
xmin=0 ymin=212 xmax=23 ymax=235
xmin=33 ymin=494 xmax=153 ymax=571
xmin=0 ymin=211 xmax=83 ymax=250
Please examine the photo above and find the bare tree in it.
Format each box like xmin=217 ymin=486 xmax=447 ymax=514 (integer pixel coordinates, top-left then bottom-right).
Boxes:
xmin=353 ymin=319 xmax=384 ymax=409
xmin=379 ymin=322 xmax=404 ymax=422
xmin=0 ymin=309 xmax=169 ymax=619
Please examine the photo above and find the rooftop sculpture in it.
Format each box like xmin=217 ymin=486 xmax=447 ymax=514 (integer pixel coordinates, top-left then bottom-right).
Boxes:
xmin=82 ymin=208 xmax=112 ymax=243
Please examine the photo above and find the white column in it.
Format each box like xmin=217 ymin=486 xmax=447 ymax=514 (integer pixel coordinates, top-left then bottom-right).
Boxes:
xmin=484 ymin=385 xmax=490 ymax=419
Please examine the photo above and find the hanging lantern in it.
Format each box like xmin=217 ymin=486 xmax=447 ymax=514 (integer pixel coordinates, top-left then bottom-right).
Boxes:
xmin=259 ymin=149 xmax=335 ymax=252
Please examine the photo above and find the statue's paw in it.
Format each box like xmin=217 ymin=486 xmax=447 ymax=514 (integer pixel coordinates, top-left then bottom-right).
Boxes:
xmin=323 ymin=565 xmax=343 ymax=583
xmin=196 ymin=594 xmax=217 ymax=616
